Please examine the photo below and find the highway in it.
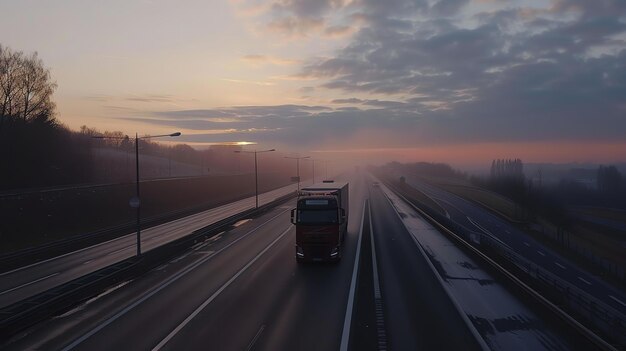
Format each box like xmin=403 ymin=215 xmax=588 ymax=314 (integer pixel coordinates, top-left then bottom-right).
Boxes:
xmin=1 ymin=173 xmax=491 ymax=350
xmin=2 ymin=172 xmax=590 ymax=350
xmin=374 ymin=181 xmax=582 ymax=350
xmin=402 ymin=176 xmax=626 ymax=317
xmin=0 ymin=183 xmax=301 ymax=309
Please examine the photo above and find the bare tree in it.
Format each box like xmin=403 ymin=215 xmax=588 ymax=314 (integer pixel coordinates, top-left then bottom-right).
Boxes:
xmin=0 ymin=45 xmax=57 ymax=129
xmin=0 ymin=45 xmax=24 ymax=128
xmin=19 ymin=51 xmax=57 ymax=122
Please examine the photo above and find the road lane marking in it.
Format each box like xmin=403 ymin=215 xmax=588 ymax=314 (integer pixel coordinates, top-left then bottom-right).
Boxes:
xmin=609 ymin=295 xmax=626 ymax=307
xmin=524 ymin=242 xmax=530 ymax=247
xmin=466 ymin=216 xmax=510 ymax=249
xmin=0 ymin=185 xmax=297 ymax=278
xmin=245 ymin=324 xmax=265 ymax=351
xmin=555 ymin=262 xmax=566 ymax=269
xmin=369 ymin=203 xmax=388 ymax=351
xmin=82 ymin=260 xmax=93 ymax=265
xmin=578 ymin=277 xmax=592 ymax=285
xmin=537 ymin=251 xmax=546 ymax=257
xmin=0 ymin=272 xmax=60 ymax=296
xmin=378 ymin=181 xmax=490 ymax=351
xmin=152 ymin=226 xmax=292 ymax=350
xmin=339 ymin=199 xmax=367 ymax=351
xmin=61 ymin=209 xmax=290 ymax=351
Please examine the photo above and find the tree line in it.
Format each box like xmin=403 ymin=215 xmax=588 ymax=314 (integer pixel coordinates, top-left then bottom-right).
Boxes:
xmin=0 ymin=45 xmax=306 ymax=190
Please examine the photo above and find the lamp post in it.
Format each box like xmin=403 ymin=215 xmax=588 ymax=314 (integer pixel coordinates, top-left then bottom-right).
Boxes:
xmin=234 ymin=148 xmax=275 ymax=208
xmin=284 ymin=155 xmax=310 ymax=191
xmin=93 ymin=131 xmax=181 ymax=256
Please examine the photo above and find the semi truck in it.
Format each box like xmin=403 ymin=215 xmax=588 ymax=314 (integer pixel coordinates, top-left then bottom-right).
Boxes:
xmin=291 ymin=181 xmax=349 ymax=262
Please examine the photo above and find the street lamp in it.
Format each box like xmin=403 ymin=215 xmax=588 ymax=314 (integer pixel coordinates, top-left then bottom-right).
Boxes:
xmin=93 ymin=131 xmax=181 ymax=256
xmin=234 ymin=148 xmax=275 ymax=208
xmin=284 ymin=155 xmax=310 ymax=191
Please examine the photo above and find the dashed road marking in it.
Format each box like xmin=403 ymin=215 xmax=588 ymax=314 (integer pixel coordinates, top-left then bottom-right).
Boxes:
xmin=578 ymin=277 xmax=592 ymax=285
xmin=524 ymin=242 xmax=530 ymax=247
xmin=369 ymin=203 xmax=388 ymax=351
xmin=554 ymin=262 xmax=566 ymax=269
xmin=537 ymin=251 xmax=546 ymax=257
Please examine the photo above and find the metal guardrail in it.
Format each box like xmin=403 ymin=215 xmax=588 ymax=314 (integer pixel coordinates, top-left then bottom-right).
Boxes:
xmin=0 ymin=191 xmax=296 ymax=341
xmin=383 ymin=180 xmax=623 ymax=350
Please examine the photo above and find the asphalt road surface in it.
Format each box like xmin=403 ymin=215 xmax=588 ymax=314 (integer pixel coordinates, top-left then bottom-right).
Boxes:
xmin=0 ymin=183 xmax=301 ymax=308
xmin=3 ymin=173 xmax=580 ymax=350
xmin=403 ymin=176 xmax=626 ymax=317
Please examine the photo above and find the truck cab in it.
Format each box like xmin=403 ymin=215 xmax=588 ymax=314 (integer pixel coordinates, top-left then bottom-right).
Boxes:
xmin=291 ymin=181 xmax=349 ymax=263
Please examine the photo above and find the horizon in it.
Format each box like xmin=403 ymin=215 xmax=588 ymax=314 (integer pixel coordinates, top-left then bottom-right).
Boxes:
xmin=2 ymin=0 xmax=625 ymax=166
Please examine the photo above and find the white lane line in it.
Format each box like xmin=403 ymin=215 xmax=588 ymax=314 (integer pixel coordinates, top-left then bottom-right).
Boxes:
xmin=555 ymin=262 xmax=566 ymax=269
xmin=466 ymin=216 xmax=510 ymax=249
xmin=369 ymin=203 xmax=387 ymax=350
xmin=61 ymin=209 xmax=290 ymax=351
xmin=0 ymin=272 xmax=60 ymax=296
xmin=83 ymin=260 xmax=93 ymax=265
xmin=524 ymin=242 xmax=531 ymax=247
xmin=378 ymin=182 xmax=490 ymax=351
xmin=0 ymin=185 xmax=296 ymax=278
xmin=245 ymin=324 xmax=266 ymax=351
xmin=578 ymin=277 xmax=592 ymax=285
xmin=339 ymin=199 xmax=367 ymax=351
xmin=537 ymin=251 xmax=546 ymax=257
xmin=152 ymin=226 xmax=292 ymax=350
xmin=609 ymin=295 xmax=626 ymax=308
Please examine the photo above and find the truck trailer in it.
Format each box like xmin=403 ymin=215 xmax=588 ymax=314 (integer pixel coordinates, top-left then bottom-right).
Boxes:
xmin=291 ymin=181 xmax=349 ymax=262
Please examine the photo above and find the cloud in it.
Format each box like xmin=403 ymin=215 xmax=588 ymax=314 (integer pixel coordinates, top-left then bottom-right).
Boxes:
xmin=124 ymin=0 xmax=626 ymax=155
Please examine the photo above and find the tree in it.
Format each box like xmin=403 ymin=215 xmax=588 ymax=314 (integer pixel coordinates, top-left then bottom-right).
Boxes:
xmin=597 ymin=165 xmax=621 ymax=194
xmin=0 ymin=45 xmax=57 ymax=129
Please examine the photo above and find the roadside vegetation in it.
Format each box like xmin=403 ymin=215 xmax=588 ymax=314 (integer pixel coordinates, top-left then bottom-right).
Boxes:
xmin=0 ymin=45 xmax=303 ymax=253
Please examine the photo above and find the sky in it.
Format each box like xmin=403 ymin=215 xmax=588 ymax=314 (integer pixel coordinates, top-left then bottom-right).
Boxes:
xmin=1 ymin=0 xmax=625 ymax=167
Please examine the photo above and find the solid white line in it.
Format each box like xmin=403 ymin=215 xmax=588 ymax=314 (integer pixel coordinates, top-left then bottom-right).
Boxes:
xmin=0 ymin=272 xmax=60 ymax=296
xmin=246 ymin=324 xmax=266 ymax=351
xmin=537 ymin=251 xmax=546 ymax=257
xmin=578 ymin=277 xmax=592 ymax=285
xmin=61 ymin=209 xmax=290 ymax=351
xmin=339 ymin=199 xmax=367 ymax=351
xmin=152 ymin=226 xmax=292 ymax=350
xmin=609 ymin=295 xmax=626 ymax=308
xmin=555 ymin=262 xmax=566 ymax=269
xmin=378 ymin=182 xmax=490 ymax=351
xmin=466 ymin=216 xmax=510 ymax=249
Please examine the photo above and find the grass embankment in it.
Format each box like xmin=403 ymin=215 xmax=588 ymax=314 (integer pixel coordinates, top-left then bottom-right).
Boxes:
xmin=0 ymin=173 xmax=292 ymax=253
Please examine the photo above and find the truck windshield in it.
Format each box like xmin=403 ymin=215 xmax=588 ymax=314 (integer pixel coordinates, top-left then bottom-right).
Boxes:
xmin=297 ymin=210 xmax=338 ymax=224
